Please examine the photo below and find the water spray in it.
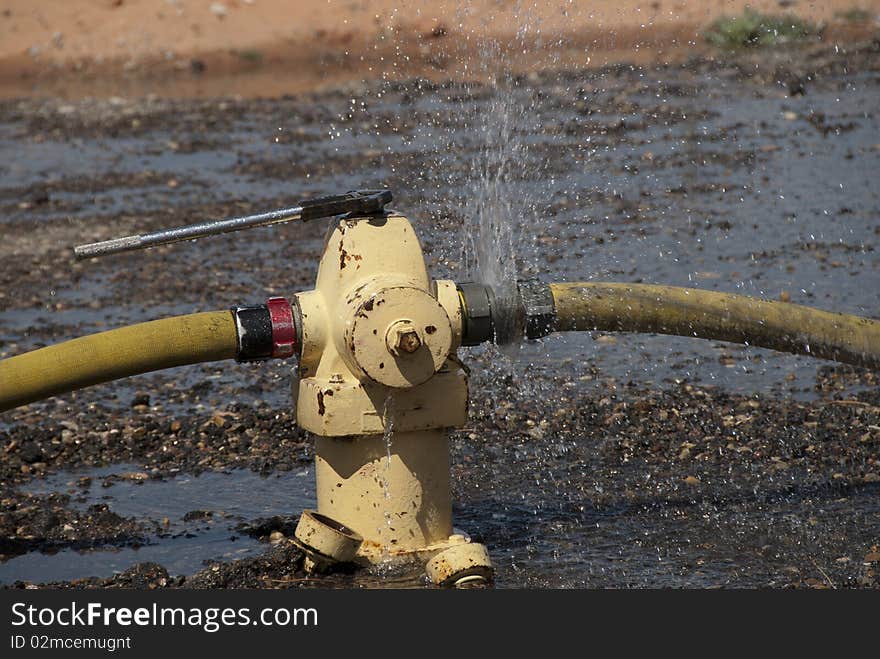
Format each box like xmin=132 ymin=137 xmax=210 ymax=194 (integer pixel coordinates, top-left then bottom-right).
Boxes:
xmin=1 ymin=189 xmax=878 ymax=587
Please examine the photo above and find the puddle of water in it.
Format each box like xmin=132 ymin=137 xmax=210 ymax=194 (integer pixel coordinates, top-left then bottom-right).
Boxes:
xmin=0 ymin=464 xmax=315 ymax=585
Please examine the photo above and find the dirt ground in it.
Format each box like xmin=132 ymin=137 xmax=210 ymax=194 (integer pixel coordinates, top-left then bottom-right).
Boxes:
xmin=1 ymin=0 xmax=879 ymax=98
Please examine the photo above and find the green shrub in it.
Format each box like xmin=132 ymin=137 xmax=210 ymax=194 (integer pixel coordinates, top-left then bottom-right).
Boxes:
xmin=834 ymin=7 xmax=873 ymax=23
xmin=237 ymin=49 xmax=264 ymax=63
xmin=705 ymin=8 xmax=820 ymax=48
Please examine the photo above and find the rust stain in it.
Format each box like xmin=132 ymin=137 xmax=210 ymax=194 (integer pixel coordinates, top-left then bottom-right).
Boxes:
xmin=425 ymin=325 xmax=437 ymax=334
xmin=317 ymin=391 xmax=326 ymax=416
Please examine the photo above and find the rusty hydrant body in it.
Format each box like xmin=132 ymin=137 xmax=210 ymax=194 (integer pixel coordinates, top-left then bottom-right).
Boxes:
xmin=292 ymin=213 xmax=492 ymax=583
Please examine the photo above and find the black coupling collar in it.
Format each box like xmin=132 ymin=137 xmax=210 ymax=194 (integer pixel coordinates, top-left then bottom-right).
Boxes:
xmin=457 ymin=282 xmax=495 ymax=346
xmin=232 ymin=297 xmax=301 ymax=362
xmin=456 ymin=280 xmax=556 ymax=346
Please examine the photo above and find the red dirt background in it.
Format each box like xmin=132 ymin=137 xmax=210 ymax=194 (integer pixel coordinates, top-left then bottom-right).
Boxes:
xmin=1 ymin=1 xmax=878 ymax=97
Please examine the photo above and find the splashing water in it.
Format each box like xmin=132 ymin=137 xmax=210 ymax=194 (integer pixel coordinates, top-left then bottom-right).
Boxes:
xmin=457 ymin=14 xmax=555 ymax=346
xmin=460 ymin=79 xmax=523 ymax=345
xmin=377 ymin=393 xmax=396 ymax=568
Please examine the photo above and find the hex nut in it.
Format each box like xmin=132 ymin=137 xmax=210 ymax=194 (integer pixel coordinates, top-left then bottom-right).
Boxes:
xmin=386 ymin=321 xmax=422 ymax=355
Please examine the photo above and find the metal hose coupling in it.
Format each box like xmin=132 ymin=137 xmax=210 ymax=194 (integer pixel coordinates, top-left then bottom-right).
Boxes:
xmin=232 ymin=297 xmax=302 ymax=361
xmin=456 ymin=280 xmax=556 ymax=346
xmin=516 ymin=279 xmax=556 ymax=340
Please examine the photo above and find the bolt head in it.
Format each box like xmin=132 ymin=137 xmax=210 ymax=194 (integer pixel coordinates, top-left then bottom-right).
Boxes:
xmin=397 ymin=329 xmax=422 ymax=354
xmin=386 ymin=322 xmax=422 ymax=356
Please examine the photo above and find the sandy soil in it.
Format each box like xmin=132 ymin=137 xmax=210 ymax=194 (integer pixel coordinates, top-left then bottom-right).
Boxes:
xmin=1 ymin=0 xmax=878 ymax=97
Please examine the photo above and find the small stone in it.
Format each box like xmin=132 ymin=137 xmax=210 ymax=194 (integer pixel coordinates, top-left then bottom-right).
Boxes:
xmin=18 ymin=442 xmax=42 ymax=463
xmin=209 ymin=2 xmax=228 ymax=18
xmin=864 ymin=552 xmax=880 ymax=563
xmin=779 ymin=290 xmax=791 ymax=302
xmin=170 ymin=420 xmax=182 ymax=432
xmin=131 ymin=392 xmax=150 ymax=408
xmin=683 ymin=476 xmax=700 ymax=485
xmin=269 ymin=530 xmax=285 ymax=545
xmin=782 ymin=111 xmax=798 ymax=121
xmin=183 ymin=510 xmax=213 ymax=522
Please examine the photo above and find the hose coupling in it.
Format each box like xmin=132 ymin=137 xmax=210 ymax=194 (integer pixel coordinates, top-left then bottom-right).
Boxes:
xmin=232 ymin=297 xmax=301 ymax=361
xmin=516 ymin=279 xmax=556 ymax=339
xmin=456 ymin=280 xmax=556 ymax=345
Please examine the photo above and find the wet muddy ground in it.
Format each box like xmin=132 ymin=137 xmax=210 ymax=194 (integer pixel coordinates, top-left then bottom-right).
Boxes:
xmin=1 ymin=41 xmax=879 ymax=588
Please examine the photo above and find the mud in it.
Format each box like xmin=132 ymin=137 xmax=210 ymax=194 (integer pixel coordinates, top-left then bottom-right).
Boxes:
xmin=1 ymin=41 xmax=879 ymax=588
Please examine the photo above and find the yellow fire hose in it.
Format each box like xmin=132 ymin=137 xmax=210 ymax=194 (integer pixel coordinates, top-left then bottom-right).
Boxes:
xmin=0 ymin=311 xmax=237 ymax=413
xmin=1 ymin=283 xmax=877 ymax=414
xmin=549 ymin=283 xmax=880 ymax=370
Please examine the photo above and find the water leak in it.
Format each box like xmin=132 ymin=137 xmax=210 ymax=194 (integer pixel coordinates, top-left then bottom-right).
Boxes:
xmin=378 ymin=393 xmax=396 ymax=565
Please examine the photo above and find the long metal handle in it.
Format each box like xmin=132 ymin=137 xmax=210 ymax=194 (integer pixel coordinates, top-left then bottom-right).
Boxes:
xmin=73 ymin=189 xmax=392 ymax=260
xmin=74 ymin=206 xmax=304 ymax=259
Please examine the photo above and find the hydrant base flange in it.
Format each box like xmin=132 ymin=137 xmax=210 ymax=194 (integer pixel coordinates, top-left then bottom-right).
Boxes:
xmin=426 ymin=542 xmax=494 ymax=587
xmin=354 ymin=530 xmax=475 ymax=564
xmin=294 ymin=509 xmax=363 ymax=573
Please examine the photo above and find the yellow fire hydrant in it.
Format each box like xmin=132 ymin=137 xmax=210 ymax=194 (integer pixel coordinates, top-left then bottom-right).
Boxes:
xmin=291 ymin=212 xmax=493 ymax=586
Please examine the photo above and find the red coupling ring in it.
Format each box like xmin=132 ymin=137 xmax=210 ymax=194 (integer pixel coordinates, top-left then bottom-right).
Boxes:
xmin=266 ymin=297 xmax=296 ymax=359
